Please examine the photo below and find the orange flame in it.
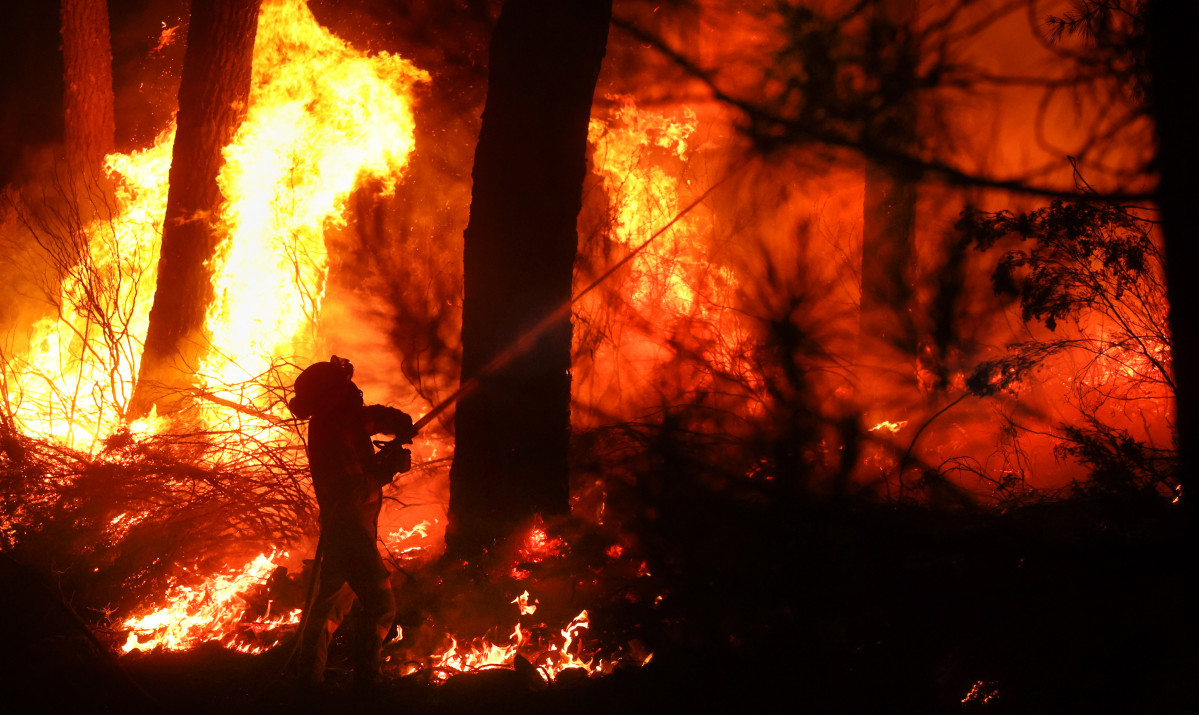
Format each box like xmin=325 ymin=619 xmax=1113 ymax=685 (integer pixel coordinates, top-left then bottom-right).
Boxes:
xmin=577 ymin=97 xmax=750 ymax=413
xmin=198 ymin=0 xmax=428 ymax=416
xmin=426 ymin=594 xmax=616 ymax=683
xmin=7 ymin=0 xmax=427 ymax=451
xmin=95 ymin=0 xmax=426 ymax=648
xmin=120 ymin=551 xmax=298 ymax=654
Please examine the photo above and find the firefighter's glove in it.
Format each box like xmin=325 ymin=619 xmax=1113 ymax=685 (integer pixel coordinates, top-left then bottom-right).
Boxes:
xmin=372 ymin=440 xmax=412 ymax=485
xmin=387 ymin=408 xmax=416 ymax=444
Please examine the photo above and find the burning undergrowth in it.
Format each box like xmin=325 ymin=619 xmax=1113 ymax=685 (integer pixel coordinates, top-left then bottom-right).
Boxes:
xmin=0 ymin=392 xmax=314 ymax=625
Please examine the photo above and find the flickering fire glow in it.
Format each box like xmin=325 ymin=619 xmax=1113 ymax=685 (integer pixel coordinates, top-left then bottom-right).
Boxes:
xmin=198 ymin=0 xmax=428 ymax=418
xmin=8 ymin=0 xmax=429 ymax=656
xmin=121 ymin=551 xmax=299 ymax=654
xmin=426 ymin=596 xmax=608 ymax=683
xmin=4 ymin=7 xmax=735 ymax=673
xmin=577 ymin=97 xmax=752 ymax=413
xmin=512 ymin=590 xmax=538 ymax=615
xmin=8 ymin=131 xmax=173 ymax=448
xmin=7 ymin=0 xmax=427 ymax=449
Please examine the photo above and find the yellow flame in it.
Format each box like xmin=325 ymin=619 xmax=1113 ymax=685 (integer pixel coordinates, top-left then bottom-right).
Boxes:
xmin=543 ymin=610 xmax=593 ymax=677
xmin=869 ymin=420 xmax=908 ymax=434
xmin=579 ymin=97 xmax=748 ymax=400
xmin=7 ymin=130 xmax=174 ymax=449
xmin=121 ymin=551 xmax=297 ymax=654
xmin=512 ymin=590 xmax=538 ymax=615
xmin=588 ymin=97 xmax=702 ymax=313
xmin=387 ymin=519 xmax=431 ymax=545
xmin=8 ymin=0 xmax=427 ymax=451
xmin=427 ymin=595 xmax=606 ymax=683
xmin=432 ymin=623 xmax=527 ymax=680
xmin=198 ymin=0 xmax=428 ymax=419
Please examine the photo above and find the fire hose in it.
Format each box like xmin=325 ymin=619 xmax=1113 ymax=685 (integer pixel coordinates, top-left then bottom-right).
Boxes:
xmin=379 ymin=155 xmax=750 ymax=446
xmin=282 ymin=158 xmax=748 ymax=679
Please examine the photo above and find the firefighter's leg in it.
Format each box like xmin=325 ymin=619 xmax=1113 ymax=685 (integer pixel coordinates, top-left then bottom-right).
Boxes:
xmin=341 ymin=540 xmax=395 ymax=685
xmin=297 ymin=561 xmax=354 ymax=684
xmin=350 ymin=573 xmax=395 ymax=686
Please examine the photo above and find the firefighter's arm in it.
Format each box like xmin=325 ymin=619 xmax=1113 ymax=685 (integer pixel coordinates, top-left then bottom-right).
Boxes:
xmin=362 ymin=405 xmax=414 ymax=484
xmin=362 ymin=405 xmax=416 ymax=443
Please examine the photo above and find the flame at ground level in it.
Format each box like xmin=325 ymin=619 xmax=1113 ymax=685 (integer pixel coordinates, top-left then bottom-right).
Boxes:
xmin=121 ymin=551 xmax=300 ymax=655
xmin=118 ymin=551 xmax=642 ymax=684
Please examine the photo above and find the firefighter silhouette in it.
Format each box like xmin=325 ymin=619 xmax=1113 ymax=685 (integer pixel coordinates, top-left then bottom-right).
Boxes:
xmin=289 ymin=355 xmax=414 ymax=685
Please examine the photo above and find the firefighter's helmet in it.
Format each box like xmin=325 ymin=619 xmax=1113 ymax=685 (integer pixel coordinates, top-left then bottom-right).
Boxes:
xmin=288 ymin=355 xmax=360 ymax=419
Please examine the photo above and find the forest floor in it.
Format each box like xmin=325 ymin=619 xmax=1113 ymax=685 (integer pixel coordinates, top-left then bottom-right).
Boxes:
xmin=4 ymin=489 xmax=1195 ymax=714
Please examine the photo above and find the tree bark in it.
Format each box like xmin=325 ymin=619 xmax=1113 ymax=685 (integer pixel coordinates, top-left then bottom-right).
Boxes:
xmin=60 ymin=0 xmax=115 ymax=179
xmin=859 ymin=0 xmax=919 ymax=388
xmin=446 ymin=0 xmax=611 ymax=559
xmin=1144 ymin=0 xmax=1198 ymax=641
xmin=129 ymin=0 xmax=261 ymax=418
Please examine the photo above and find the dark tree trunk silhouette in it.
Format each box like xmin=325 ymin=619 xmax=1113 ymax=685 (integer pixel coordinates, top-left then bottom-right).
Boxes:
xmin=129 ymin=0 xmax=261 ymax=418
xmin=1145 ymin=0 xmax=1198 ymax=610
xmin=60 ymin=0 xmax=114 ymax=179
xmin=446 ymin=0 xmax=611 ymax=559
xmin=860 ymin=0 xmax=919 ymax=390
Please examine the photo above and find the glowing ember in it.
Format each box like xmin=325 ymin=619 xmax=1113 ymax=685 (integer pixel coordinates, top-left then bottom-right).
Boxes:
xmin=870 ymin=420 xmax=908 ymax=434
xmin=426 ymin=594 xmax=617 ymax=683
xmin=151 ymin=22 xmax=180 ymax=56
xmin=511 ymin=520 xmax=568 ymax=580
xmin=106 ymin=510 xmax=150 ymax=542
xmin=517 ymin=522 xmax=566 ymax=564
xmin=512 ymin=590 xmax=538 ymax=615
xmin=962 ymin=680 xmax=1000 ymax=705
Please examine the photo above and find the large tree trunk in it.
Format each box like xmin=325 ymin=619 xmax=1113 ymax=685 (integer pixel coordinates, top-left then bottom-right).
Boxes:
xmin=446 ymin=0 xmax=611 ymax=559
xmin=129 ymin=0 xmax=261 ymax=418
xmin=859 ymin=0 xmax=919 ymax=392
xmin=1144 ymin=0 xmax=1198 ymax=637
xmin=60 ymin=0 xmax=115 ymax=180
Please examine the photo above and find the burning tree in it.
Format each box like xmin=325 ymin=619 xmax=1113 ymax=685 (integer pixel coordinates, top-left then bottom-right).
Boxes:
xmin=130 ymin=0 xmax=263 ymax=418
xmin=1 ymin=0 xmax=429 ymax=651
xmin=602 ymin=0 xmax=1169 ymax=499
